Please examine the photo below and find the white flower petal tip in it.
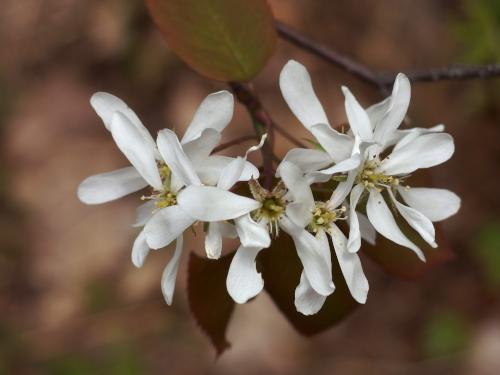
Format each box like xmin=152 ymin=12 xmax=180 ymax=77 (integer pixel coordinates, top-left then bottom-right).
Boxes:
xmin=294 ymin=272 xmax=327 ymax=315
xmin=90 ymin=92 xmax=128 ymax=130
xmin=131 ymin=231 xmax=150 ymax=268
xmin=177 ymin=185 xmax=261 ymax=222
xmin=341 ymin=86 xmax=373 ymax=141
xmin=226 ymin=246 xmax=264 ymax=304
xmin=398 ymin=187 xmax=461 ymax=222
xmin=279 ymin=60 xmax=329 ymax=129
xmin=181 ymin=91 xmax=234 ymax=143
xmin=77 ymin=167 xmax=147 ymax=205
xmin=161 ymin=236 xmax=183 ymax=305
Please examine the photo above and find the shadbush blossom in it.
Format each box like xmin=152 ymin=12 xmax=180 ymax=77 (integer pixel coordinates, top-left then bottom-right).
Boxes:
xmin=78 ymin=60 xmax=460 ymax=315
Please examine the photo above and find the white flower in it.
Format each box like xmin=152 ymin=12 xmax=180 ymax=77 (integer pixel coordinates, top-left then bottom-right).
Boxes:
xmin=279 ymin=60 xmax=461 ymax=260
xmin=279 ymin=161 xmax=369 ymax=315
xmin=225 ymin=163 xmax=336 ymax=310
xmin=78 ymin=91 xmax=259 ymax=304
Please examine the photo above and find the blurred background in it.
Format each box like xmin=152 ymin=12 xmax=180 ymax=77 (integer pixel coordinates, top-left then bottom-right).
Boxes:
xmin=1 ymin=0 xmax=499 ymax=373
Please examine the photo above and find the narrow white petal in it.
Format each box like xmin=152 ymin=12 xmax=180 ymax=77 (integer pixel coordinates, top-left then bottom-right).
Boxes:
xmin=157 ymin=129 xmax=201 ymax=186
xmin=279 ymin=148 xmax=333 ymax=174
xmin=347 ymin=183 xmax=364 ymax=253
xmin=398 ymin=187 xmax=460 ymax=222
xmin=235 ymin=214 xmax=271 ymax=248
xmin=161 ymin=235 xmax=183 ymax=305
xmin=133 ymin=200 xmax=156 ymax=227
xmin=226 ymin=246 xmax=264 ymax=304
xmin=182 ymin=128 xmax=221 ymax=165
xmin=78 ymin=167 xmax=147 ymax=204
xmin=195 ymin=155 xmax=259 ymax=186
xmin=294 ymin=272 xmax=327 ymax=315
xmin=205 ymin=222 xmax=223 ymax=259
xmin=381 ymin=133 xmax=455 ymax=175
xmin=177 ymin=186 xmax=260 ymax=222
xmin=217 ymin=157 xmax=246 ymax=191
xmin=366 ymin=96 xmax=391 ymax=130
xmin=310 ymin=123 xmax=354 ymax=163
xmin=385 ymin=124 xmax=445 ymax=148
xmin=279 ymin=60 xmax=329 ymax=129
xmin=181 ymin=91 xmax=234 ymax=143
xmin=330 ymin=224 xmax=369 ymax=304
xmin=373 ymin=73 xmax=411 ymax=146
xmin=144 ymin=206 xmax=195 ymax=249
xmin=315 ymin=153 xmax=361 ymax=176
xmin=110 ymin=113 xmax=163 ymax=190
xmin=388 ymin=190 xmax=437 ymax=248
xmin=358 ymin=212 xmax=376 ymax=245
xmin=280 ymin=216 xmax=334 ymax=296
xmin=91 ymin=93 xmax=158 ymax=158
xmin=131 ymin=230 xmax=150 ymax=268
xmin=341 ymin=86 xmax=373 ymax=141
xmin=328 ymin=169 xmax=358 ymax=209
xmin=366 ymin=190 xmax=425 ymax=261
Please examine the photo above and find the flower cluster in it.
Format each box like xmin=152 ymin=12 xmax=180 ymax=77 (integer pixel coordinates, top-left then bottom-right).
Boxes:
xmin=78 ymin=60 xmax=460 ymax=315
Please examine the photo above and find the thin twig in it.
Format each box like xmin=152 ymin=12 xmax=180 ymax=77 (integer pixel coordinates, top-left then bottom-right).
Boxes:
xmin=229 ymin=82 xmax=275 ymax=189
xmin=273 ymin=122 xmax=307 ymax=148
xmin=275 ymin=20 xmax=500 ymax=90
xmin=212 ymin=135 xmax=256 ymax=153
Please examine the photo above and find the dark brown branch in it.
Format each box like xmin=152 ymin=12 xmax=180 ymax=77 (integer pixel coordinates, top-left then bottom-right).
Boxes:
xmin=212 ymin=135 xmax=256 ymax=153
xmin=229 ymin=82 xmax=275 ymax=189
xmin=275 ymin=20 xmax=500 ymax=90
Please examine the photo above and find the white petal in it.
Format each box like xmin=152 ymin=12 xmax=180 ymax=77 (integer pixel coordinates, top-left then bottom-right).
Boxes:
xmin=279 ymin=148 xmax=332 ymax=175
xmin=235 ymin=214 xmax=271 ymax=248
xmin=294 ymin=272 xmax=327 ymax=315
xmin=279 ymin=60 xmax=329 ymax=129
xmin=177 ymin=186 xmax=260 ymax=222
xmin=161 ymin=235 xmax=183 ymax=305
xmin=226 ymin=245 xmax=264 ymax=304
xmin=314 ymin=153 xmax=361 ymax=176
xmin=133 ymin=200 xmax=156 ymax=227
xmin=388 ymin=190 xmax=437 ymax=248
xmin=385 ymin=124 xmax=445 ymax=148
xmin=347 ymin=183 xmax=364 ymax=253
xmin=341 ymin=86 xmax=373 ymax=141
xmin=78 ymin=167 xmax=147 ymax=204
xmin=110 ymin=113 xmax=163 ymax=190
xmin=182 ymin=128 xmax=221 ymax=165
xmin=366 ymin=96 xmax=391 ymax=130
xmin=205 ymin=222 xmax=223 ymax=259
xmin=280 ymin=216 xmax=334 ymax=296
xmin=310 ymin=123 xmax=354 ymax=163
xmin=156 ymin=129 xmax=202 ymax=187
xmin=195 ymin=155 xmax=259 ymax=186
xmin=279 ymin=161 xmax=314 ymax=217
xmin=330 ymin=223 xmax=369 ymax=304
xmin=366 ymin=189 xmax=425 ymax=261
xmin=91 ymin=93 xmax=159 ymax=158
xmin=381 ymin=133 xmax=455 ymax=175
xmin=398 ymin=187 xmax=460 ymax=222
xmin=131 ymin=230 xmax=150 ymax=268
xmin=373 ymin=73 xmax=411 ymax=145
xmin=217 ymin=157 xmax=246 ymax=191
xmin=358 ymin=212 xmax=376 ymax=245
xmin=181 ymin=91 xmax=234 ymax=143
xmin=144 ymin=205 xmax=195 ymax=249
xmin=328 ymin=169 xmax=358 ymax=209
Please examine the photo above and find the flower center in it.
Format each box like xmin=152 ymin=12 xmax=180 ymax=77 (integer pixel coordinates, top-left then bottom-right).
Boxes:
xmin=357 ymin=160 xmax=400 ymax=191
xmin=141 ymin=163 xmax=177 ymax=209
xmin=249 ymin=179 xmax=287 ymax=237
xmin=308 ymin=202 xmax=346 ymax=234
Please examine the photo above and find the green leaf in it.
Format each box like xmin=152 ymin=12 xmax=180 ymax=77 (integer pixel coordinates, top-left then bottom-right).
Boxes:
xmin=145 ymin=0 xmax=277 ymax=81
xmin=259 ymin=232 xmax=359 ymax=336
xmin=187 ymin=251 xmax=235 ymax=356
